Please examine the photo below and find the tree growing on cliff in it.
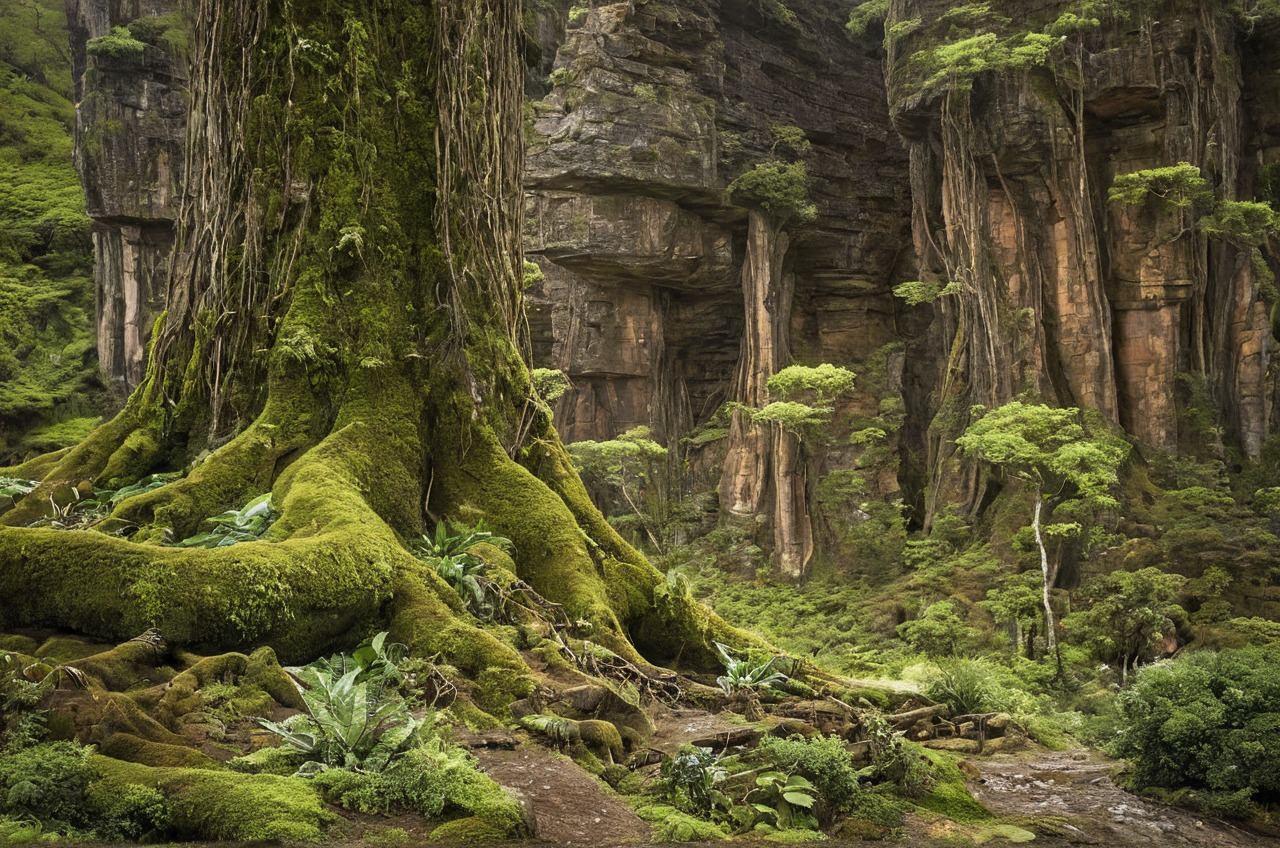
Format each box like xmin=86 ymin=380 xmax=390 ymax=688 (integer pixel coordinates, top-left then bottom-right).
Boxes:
xmin=0 ymin=0 xmax=751 ymax=716
xmin=568 ymin=426 xmax=670 ymax=552
xmin=956 ymin=402 xmax=1129 ymax=654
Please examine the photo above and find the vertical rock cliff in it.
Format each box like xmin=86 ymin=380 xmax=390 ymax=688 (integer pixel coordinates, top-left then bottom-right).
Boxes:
xmin=66 ymin=1 xmax=185 ymax=395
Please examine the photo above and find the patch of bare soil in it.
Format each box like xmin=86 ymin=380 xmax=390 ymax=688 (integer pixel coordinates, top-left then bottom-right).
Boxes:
xmin=968 ymin=749 xmax=1266 ymax=846
xmin=471 ymin=744 xmax=649 ymax=846
xmin=648 ymin=706 xmax=759 ymax=755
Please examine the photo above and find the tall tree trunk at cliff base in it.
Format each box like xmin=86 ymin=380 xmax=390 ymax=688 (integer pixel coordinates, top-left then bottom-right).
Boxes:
xmin=0 ymin=0 xmax=754 ymax=712
xmin=718 ymin=209 xmax=813 ymax=578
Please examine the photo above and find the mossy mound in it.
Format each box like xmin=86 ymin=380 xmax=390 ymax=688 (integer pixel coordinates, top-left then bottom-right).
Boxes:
xmin=93 ymin=756 xmax=334 ymax=842
xmin=635 ymin=803 xmax=728 ymax=841
xmin=912 ymin=748 xmax=992 ymax=823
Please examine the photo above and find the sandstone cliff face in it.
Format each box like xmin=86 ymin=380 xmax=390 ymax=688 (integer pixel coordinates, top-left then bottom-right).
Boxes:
xmin=66 ymin=0 xmax=185 ymax=395
xmin=524 ymin=0 xmax=1280 ymax=570
xmin=524 ymin=0 xmax=914 ymax=573
xmin=882 ymin=0 xmax=1278 ymax=515
xmin=525 ymin=1 xmax=912 ymax=446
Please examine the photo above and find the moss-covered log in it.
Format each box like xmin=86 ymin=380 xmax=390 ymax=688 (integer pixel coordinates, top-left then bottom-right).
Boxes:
xmin=0 ymin=0 xmax=752 ymax=709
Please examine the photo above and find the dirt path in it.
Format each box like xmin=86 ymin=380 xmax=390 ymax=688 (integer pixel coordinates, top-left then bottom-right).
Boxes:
xmin=471 ymin=744 xmax=650 ymax=846
xmin=968 ymin=749 xmax=1267 ymax=846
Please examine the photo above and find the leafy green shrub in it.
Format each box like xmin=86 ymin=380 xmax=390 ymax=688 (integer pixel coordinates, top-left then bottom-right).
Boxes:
xmin=0 ymin=479 xmax=35 ymax=506
xmin=168 ymin=491 xmax=273 ymax=550
xmin=754 ymin=735 xmax=861 ymax=813
xmin=411 ymin=521 xmax=512 ymax=617
xmin=715 ymin=642 xmax=789 ymax=694
xmin=635 ymin=804 xmax=728 ymax=841
xmin=744 ymin=770 xmax=818 ymax=831
xmin=0 ymin=654 xmax=48 ymax=750
xmin=727 ymin=160 xmax=816 ymax=222
xmin=173 ymin=492 xmax=276 ymax=547
xmin=0 ymin=814 xmax=50 ymax=844
xmin=658 ymin=746 xmax=730 ymax=816
xmin=923 ymin=658 xmax=1000 ymax=715
xmin=85 ymin=783 xmax=169 ymax=841
xmin=530 ymin=367 xmax=570 ymax=401
xmin=892 ymin=279 xmax=960 ymax=306
xmin=258 ymin=632 xmax=419 ymax=771
xmin=766 ymin=364 xmax=855 ymax=405
xmin=1115 ymin=647 xmax=1280 ymax=807
xmin=85 ymin=26 xmax=146 ymax=61
xmin=847 ymin=0 xmax=888 ymax=37
xmin=0 ymin=741 xmax=94 ymax=828
xmin=1063 ymin=567 xmax=1186 ymax=683
xmin=1198 ymin=199 xmax=1280 ymax=245
xmin=1109 ymin=162 xmax=1214 ymax=209
xmin=897 ymin=601 xmax=971 ymax=657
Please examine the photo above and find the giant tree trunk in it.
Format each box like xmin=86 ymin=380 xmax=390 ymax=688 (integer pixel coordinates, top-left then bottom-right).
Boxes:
xmin=0 ymin=0 xmax=747 ymax=707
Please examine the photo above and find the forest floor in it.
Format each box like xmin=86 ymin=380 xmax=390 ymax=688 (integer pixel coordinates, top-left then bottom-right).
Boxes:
xmin=470 ymin=743 xmax=649 ymax=845
xmin=963 ymin=749 xmax=1263 ymax=846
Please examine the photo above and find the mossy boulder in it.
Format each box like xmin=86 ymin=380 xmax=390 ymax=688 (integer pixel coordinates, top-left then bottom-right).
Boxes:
xmin=98 ymin=732 xmax=218 ymax=769
xmin=93 ymin=756 xmax=334 ymax=841
xmin=155 ymin=646 xmax=302 ymax=726
xmin=577 ymin=719 xmax=624 ymax=764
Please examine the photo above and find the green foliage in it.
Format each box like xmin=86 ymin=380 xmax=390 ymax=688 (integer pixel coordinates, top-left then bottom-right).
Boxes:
xmin=847 ymin=0 xmax=889 ymax=38
xmin=258 ymin=632 xmax=419 ymax=772
xmin=1198 ymin=200 xmax=1280 ymax=245
xmin=754 ymin=735 xmax=863 ymax=814
xmin=897 ymin=601 xmax=971 ymax=657
xmin=411 ymin=520 xmax=511 ymax=618
xmin=0 ymin=653 xmax=48 ymax=751
xmin=746 ymin=771 xmax=818 ymax=831
xmin=957 ymin=402 xmax=1130 ymax=505
xmin=0 ymin=741 xmax=94 ymax=828
xmin=981 ymin=570 xmax=1042 ymax=649
xmin=85 ymin=782 xmax=170 ymax=841
xmin=635 ymin=804 xmax=728 ymax=841
xmin=766 ymin=364 xmax=855 ymax=405
xmin=1064 ymin=567 xmax=1186 ymax=680
xmin=522 ymin=259 xmax=544 ymax=288
xmin=0 ymin=9 xmax=100 ymax=460
xmin=658 ymin=745 xmax=730 ymax=816
xmin=1116 ymin=647 xmax=1280 ymax=808
xmin=922 ymin=658 xmax=1003 ymax=715
xmin=22 ymin=471 xmax=177 ymax=531
xmin=85 ymin=26 xmax=146 ymax=61
xmin=1109 ymin=162 xmax=1214 ymax=209
xmin=728 ymin=161 xmax=816 ymax=222
xmin=311 ymin=740 xmax=517 ymax=829
xmin=568 ymin=427 xmax=668 ymax=486
xmin=172 ymin=492 xmax=277 ymax=547
xmin=746 ymin=401 xmax=829 ymax=434
xmin=714 ymin=642 xmax=790 ymax=694
xmin=531 ymin=367 xmax=571 ymax=401
xmin=0 ymin=479 xmax=35 ymax=506
xmin=568 ymin=427 xmax=670 ymax=548
xmin=892 ymin=279 xmax=960 ymax=306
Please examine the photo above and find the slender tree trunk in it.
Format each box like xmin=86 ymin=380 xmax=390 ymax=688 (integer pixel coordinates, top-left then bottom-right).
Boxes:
xmin=1034 ymin=492 xmax=1057 ymax=652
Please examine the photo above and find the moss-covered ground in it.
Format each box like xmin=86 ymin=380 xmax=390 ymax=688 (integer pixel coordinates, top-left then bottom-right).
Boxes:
xmin=0 ymin=0 xmax=108 ymax=463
